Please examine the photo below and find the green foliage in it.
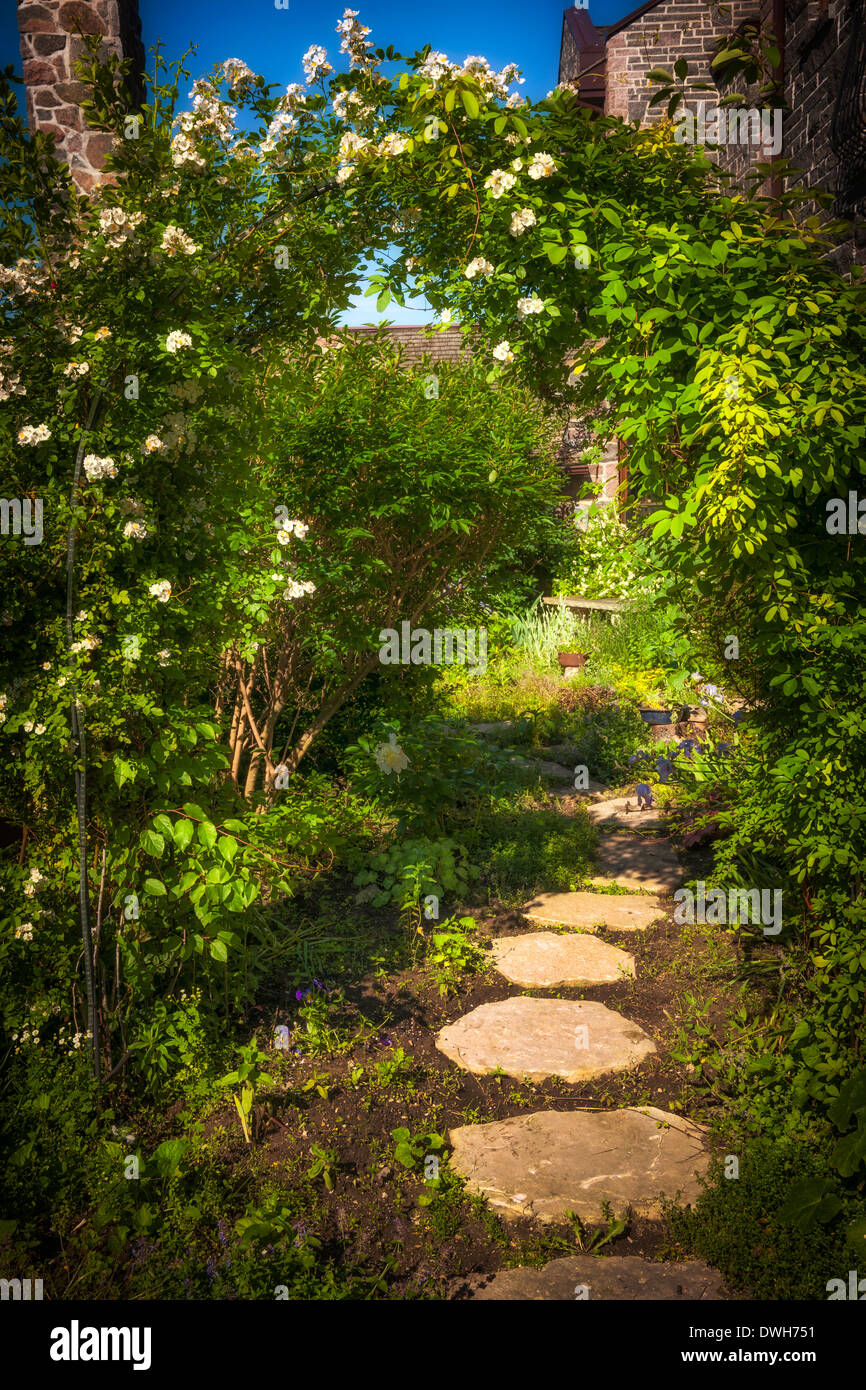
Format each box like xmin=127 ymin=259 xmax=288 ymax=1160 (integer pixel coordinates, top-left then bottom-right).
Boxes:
xmin=667 ymin=1143 xmax=865 ymax=1300
xmin=465 ymin=800 xmax=596 ymax=902
xmin=352 ymin=836 xmax=479 ymax=911
xmin=425 ymin=914 xmax=488 ymax=995
xmin=553 ymin=503 xmax=657 ymax=601
xmin=218 ymin=1041 xmax=274 ymax=1144
xmin=346 ymin=717 xmax=522 ymax=836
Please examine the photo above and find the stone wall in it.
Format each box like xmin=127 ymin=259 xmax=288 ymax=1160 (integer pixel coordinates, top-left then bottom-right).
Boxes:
xmin=602 ymin=1 xmax=754 ymax=125
xmin=16 ymin=0 xmax=145 ymax=193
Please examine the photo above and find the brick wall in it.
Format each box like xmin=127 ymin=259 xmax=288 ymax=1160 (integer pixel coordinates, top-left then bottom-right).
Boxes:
xmin=559 ymin=1 xmax=865 ymax=231
xmin=16 ymin=0 xmax=145 ymax=193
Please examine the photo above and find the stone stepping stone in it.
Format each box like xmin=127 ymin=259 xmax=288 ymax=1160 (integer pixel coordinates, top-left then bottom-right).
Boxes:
xmin=436 ymin=997 xmax=655 ymax=1083
xmin=490 ymin=932 xmax=635 ymax=987
xmin=587 ymin=797 xmax=663 ymax=830
xmin=467 ymin=720 xmax=518 ymax=737
xmin=592 ymin=833 xmax=682 ymax=894
xmin=509 ymin=756 xmax=574 ymax=781
xmin=522 ymin=891 xmax=665 ymax=933
xmin=448 ymin=1106 xmax=708 ymax=1223
xmin=457 ymin=1254 xmax=723 ymax=1301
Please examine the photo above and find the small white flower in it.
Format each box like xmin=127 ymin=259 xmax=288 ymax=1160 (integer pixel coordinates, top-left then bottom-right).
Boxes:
xmin=75 ymin=611 xmax=89 ymax=623
xmin=94 ymin=326 xmax=112 ymax=341
xmin=492 ymin=340 xmax=514 ymax=364
xmin=34 ymin=723 xmax=45 ymax=735
xmin=517 ymin=295 xmax=545 ymax=318
xmin=17 ymin=423 xmax=51 ymax=445
xmin=15 ymin=922 xmax=34 ymax=941
xmin=143 ymin=434 xmax=163 ymax=454
xmin=374 ymin=732 xmax=409 ymax=775
xmin=63 ymin=361 xmax=90 ymax=377
xmin=510 ymin=207 xmax=536 ymax=237
xmin=23 ymin=721 xmax=34 ymax=733
xmin=335 ymin=165 xmax=356 ymax=185
xmin=510 ymin=158 xmax=523 ymax=171
xmin=377 ymin=133 xmax=408 ymax=157
xmin=161 ymin=225 xmax=199 ymax=256
xmin=83 ymin=454 xmax=118 ymax=481
xmin=527 ymin=152 xmax=556 ymax=179
xmin=148 ymin=580 xmax=172 ymax=603
xmin=484 ymin=169 xmax=517 ymax=199
xmin=465 ymin=257 xmax=494 ymax=280
xmin=157 ymin=649 xmax=171 ymax=666
xmin=123 ymin=521 xmax=148 ymax=540
xmin=302 ymin=44 xmax=332 ymax=82
xmin=165 ymin=330 xmax=193 ymax=353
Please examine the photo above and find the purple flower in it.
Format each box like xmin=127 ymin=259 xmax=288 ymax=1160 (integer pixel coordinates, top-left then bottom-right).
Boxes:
xmin=295 ymin=988 xmax=310 ymax=1002
xmin=313 ymin=979 xmax=324 ymax=990
xmin=635 ymin=783 xmax=653 ymax=809
xmin=732 ymin=709 xmax=744 ymax=726
xmin=656 ymin=757 xmax=674 ymax=783
xmin=378 ymin=1034 xmax=395 ymax=1048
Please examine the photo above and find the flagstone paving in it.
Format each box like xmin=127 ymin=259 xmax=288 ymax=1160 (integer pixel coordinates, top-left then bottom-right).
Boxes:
xmin=592 ymin=832 xmax=683 ymax=894
xmin=436 ymin=996 xmax=656 ymax=1084
xmin=448 ymin=1107 xmax=709 ymax=1223
xmin=509 ymin=756 xmax=575 ymax=781
xmin=490 ymin=931 xmax=635 ymax=987
xmin=438 ymin=729 xmax=721 ymax=1300
xmin=457 ymin=1254 xmax=723 ymax=1301
xmin=522 ymin=890 xmax=665 ymax=932
xmin=586 ymin=796 xmax=663 ymax=830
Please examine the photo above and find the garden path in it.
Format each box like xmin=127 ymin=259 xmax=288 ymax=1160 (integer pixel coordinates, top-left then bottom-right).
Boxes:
xmin=441 ymin=755 xmax=722 ymax=1300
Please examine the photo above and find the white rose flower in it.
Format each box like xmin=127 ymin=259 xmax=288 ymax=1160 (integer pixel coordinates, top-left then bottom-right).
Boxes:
xmin=165 ymin=330 xmax=193 ymax=353
xmin=510 ymin=207 xmax=536 ymax=237
xmin=517 ymin=295 xmax=545 ymax=318
xmin=374 ymin=732 xmax=409 ymax=775
xmin=492 ymin=340 xmax=514 ymax=363
xmin=148 ymin=580 xmax=172 ymax=603
xmin=465 ymin=257 xmax=494 ymax=280
xmin=527 ymin=152 xmax=556 ymax=179
xmin=161 ymin=225 xmax=199 ymax=256
xmin=484 ymin=169 xmax=517 ymax=199
xmin=123 ymin=521 xmax=148 ymax=540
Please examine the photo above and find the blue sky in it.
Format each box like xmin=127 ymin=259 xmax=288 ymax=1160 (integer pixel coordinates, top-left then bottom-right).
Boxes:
xmin=2 ymin=0 xmax=633 ymax=323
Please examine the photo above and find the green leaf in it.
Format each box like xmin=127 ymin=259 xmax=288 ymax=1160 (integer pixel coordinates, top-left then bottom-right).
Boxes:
xmin=144 ymin=877 xmax=166 ymax=897
xmin=218 ymin=835 xmax=239 ymax=862
xmin=209 ymin=938 xmax=228 ymax=962
xmin=460 ymin=89 xmax=480 ymax=118
xmin=151 ymin=1138 xmax=188 ymax=1178
xmin=140 ymin=829 xmax=165 ymax=858
xmin=173 ymin=819 xmax=195 ymax=851
xmin=197 ymin=820 xmax=218 ymax=851
xmin=674 ymin=57 xmax=688 ymax=80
